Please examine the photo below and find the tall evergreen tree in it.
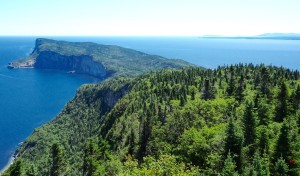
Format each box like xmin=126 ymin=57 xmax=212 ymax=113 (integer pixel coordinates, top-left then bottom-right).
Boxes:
xmin=82 ymin=138 xmax=109 ymax=176
xmin=252 ymin=152 xmax=270 ymax=176
xmin=275 ymin=80 xmax=290 ymax=122
xmin=50 ymin=143 xmax=67 ymax=176
xmin=227 ymin=70 xmax=235 ymax=96
xmin=260 ymin=67 xmax=271 ymax=96
xmin=202 ymin=79 xmax=214 ymax=100
xmin=235 ymin=75 xmax=245 ymax=102
xmin=221 ymin=152 xmax=238 ymax=176
xmin=25 ymin=165 xmax=36 ymax=176
xmin=274 ymin=157 xmax=288 ymax=176
xmin=137 ymin=110 xmax=152 ymax=163
xmin=179 ymin=95 xmax=186 ymax=106
xmin=243 ymin=100 xmax=256 ymax=147
xmin=224 ymin=117 xmax=243 ymax=171
xmin=257 ymin=98 xmax=271 ymax=126
xmin=10 ymin=160 xmax=22 ymax=176
xmin=273 ymin=120 xmax=294 ymax=173
xmin=258 ymin=127 xmax=270 ymax=155
xmin=291 ymin=84 xmax=300 ymax=112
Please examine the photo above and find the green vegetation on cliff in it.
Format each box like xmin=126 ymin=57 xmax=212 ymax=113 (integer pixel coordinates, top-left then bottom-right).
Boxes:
xmin=9 ymin=38 xmax=192 ymax=78
xmin=4 ymin=64 xmax=300 ymax=175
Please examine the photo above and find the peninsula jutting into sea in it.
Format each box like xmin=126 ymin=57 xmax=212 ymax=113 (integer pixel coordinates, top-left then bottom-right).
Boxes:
xmin=8 ymin=38 xmax=192 ymax=78
xmin=2 ymin=37 xmax=300 ymax=175
xmin=2 ymin=0 xmax=300 ymax=174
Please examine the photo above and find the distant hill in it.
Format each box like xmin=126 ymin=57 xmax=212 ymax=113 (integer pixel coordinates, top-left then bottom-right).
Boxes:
xmin=201 ymin=33 xmax=300 ymax=40
xmin=8 ymin=38 xmax=193 ymax=78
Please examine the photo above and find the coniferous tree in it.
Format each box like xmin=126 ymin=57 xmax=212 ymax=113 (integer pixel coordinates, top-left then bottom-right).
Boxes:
xmin=128 ymin=128 xmax=136 ymax=156
xmin=291 ymin=84 xmax=300 ymax=112
xmin=25 ymin=165 xmax=36 ymax=176
xmin=227 ymin=71 xmax=235 ymax=96
xmin=10 ymin=160 xmax=22 ymax=176
xmin=243 ymin=100 xmax=256 ymax=147
xmin=191 ymin=89 xmax=195 ymax=100
xmin=137 ymin=110 xmax=152 ymax=163
xmin=257 ymin=98 xmax=271 ymax=126
xmin=274 ymin=157 xmax=288 ymax=176
xmin=274 ymin=120 xmax=293 ymax=171
xmin=260 ymin=67 xmax=271 ymax=96
xmin=252 ymin=152 xmax=270 ymax=176
xmin=235 ymin=75 xmax=245 ymax=102
xmin=202 ymin=79 xmax=214 ymax=100
xmin=83 ymin=140 xmax=97 ymax=176
xmin=258 ymin=127 xmax=269 ymax=155
xmin=221 ymin=152 xmax=238 ymax=176
xmin=179 ymin=95 xmax=186 ymax=106
xmin=50 ymin=143 xmax=67 ymax=176
xmin=275 ymin=80 xmax=290 ymax=122
xmin=224 ymin=117 xmax=243 ymax=171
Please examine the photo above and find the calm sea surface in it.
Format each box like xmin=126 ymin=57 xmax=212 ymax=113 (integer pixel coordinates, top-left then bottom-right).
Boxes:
xmin=1 ymin=36 xmax=300 ymax=169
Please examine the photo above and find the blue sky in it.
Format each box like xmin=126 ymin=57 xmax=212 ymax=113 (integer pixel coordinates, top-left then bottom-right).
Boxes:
xmin=0 ymin=0 xmax=300 ymax=36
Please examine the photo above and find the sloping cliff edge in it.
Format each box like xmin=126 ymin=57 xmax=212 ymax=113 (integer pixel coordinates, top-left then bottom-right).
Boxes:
xmin=8 ymin=38 xmax=193 ymax=78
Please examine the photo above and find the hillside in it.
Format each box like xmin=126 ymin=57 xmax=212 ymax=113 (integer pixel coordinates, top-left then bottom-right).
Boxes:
xmin=3 ymin=64 xmax=300 ymax=175
xmin=8 ymin=38 xmax=192 ymax=78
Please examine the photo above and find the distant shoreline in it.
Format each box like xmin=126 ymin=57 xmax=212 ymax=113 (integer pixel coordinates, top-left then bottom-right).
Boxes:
xmin=199 ymin=36 xmax=300 ymax=40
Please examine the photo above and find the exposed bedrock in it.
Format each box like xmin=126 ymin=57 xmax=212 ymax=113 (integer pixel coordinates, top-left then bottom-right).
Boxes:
xmin=34 ymin=51 xmax=106 ymax=78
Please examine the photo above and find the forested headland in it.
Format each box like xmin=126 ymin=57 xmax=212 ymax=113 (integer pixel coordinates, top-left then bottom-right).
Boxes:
xmin=3 ymin=64 xmax=300 ymax=175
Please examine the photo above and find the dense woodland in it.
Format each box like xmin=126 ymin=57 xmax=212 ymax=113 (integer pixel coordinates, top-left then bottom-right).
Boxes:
xmin=3 ymin=64 xmax=300 ymax=175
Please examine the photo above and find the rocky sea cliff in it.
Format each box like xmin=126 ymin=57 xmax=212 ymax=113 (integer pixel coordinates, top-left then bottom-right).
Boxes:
xmin=8 ymin=38 xmax=192 ymax=78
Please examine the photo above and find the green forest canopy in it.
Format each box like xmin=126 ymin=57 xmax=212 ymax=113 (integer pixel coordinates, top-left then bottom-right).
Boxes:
xmin=3 ymin=64 xmax=300 ymax=175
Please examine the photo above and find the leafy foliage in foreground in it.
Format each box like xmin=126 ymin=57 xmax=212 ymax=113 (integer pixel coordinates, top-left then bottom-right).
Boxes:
xmin=4 ymin=64 xmax=300 ymax=175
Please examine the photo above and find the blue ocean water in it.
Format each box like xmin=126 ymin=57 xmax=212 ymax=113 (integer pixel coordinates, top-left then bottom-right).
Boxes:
xmin=0 ymin=37 xmax=99 ymax=170
xmin=1 ymin=36 xmax=300 ymax=170
xmin=50 ymin=36 xmax=300 ymax=70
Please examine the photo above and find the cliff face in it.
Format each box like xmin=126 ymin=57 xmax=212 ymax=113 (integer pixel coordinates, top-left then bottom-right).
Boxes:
xmin=34 ymin=51 xmax=106 ymax=78
xmin=8 ymin=38 xmax=193 ymax=78
xmin=11 ymin=78 xmax=134 ymax=175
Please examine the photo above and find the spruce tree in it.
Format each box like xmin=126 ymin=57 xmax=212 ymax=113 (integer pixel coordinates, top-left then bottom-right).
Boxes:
xmin=224 ymin=117 xmax=242 ymax=171
xmin=291 ymin=84 xmax=300 ymax=112
xmin=50 ymin=143 xmax=67 ymax=176
xmin=275 ymin=80 xmax=290 ymax=122
xmin=180 ymin=95 xmax=185 ymax=106
xmin=252 ymin=152 xmax=270 ymax=176
xmin=202 ymin=79 xmax=214 ymax=100
xmin=227 ymin=72 xmax=235 ymax=96
xmin=137 ymin=110 xmax=151 ymax=163
xmin=260 ymin=67 xmax=270 ymax=96
xmin=191 ymin=89 xmax=195 ymax=100
xmin=274 ymin=120 xmax=293 ymax=172
xmin=82 ymin=138 xmax=108 ymax=176
xmin=258 ymin=127 xmax=269 ymax=155
xmin=235 ymin=75 xmax=245 ymax=102
xmin=243 ymin=100 xmax=256 ymax=146
xmin=221 ymin=152 xmax=238 ymax=176
xmin=25 ymin=165 xmax=36 ymax=176
xmin=257 ymin=98 xmax=271 ymax=126
xmin=274 ymin=157 xmax=288 ymax=176
xmin=10 ymin=160 xmax=22 ymax=176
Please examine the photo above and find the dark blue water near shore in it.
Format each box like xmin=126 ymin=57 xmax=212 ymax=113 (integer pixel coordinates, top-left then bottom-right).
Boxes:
xmin=0 ymin=37 xmax=99 ymax=170
xmin=1 ymin=36 xmax=300 ymax=170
